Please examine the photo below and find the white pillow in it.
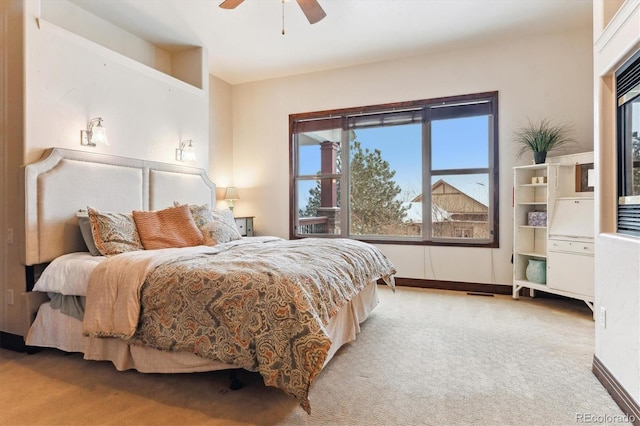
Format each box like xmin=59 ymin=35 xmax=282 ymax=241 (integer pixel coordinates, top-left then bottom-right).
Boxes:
xmin=33 ymin=252 xmax=105 ymax=296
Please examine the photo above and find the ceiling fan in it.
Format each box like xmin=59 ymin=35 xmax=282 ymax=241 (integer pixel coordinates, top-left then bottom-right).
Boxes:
xmin=219 ymin=0 xmax=327 ymax=25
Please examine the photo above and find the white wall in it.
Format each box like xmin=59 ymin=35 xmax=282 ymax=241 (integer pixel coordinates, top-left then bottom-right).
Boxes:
xmin=39 ymin=0 xmax=172 ymax=75
xmin=24 ymin=8 xmax=209 ymax=165
xmin=593 ymin=0 xmax=640 ymax=404
xmin=596 ymin=235 xmax=640 ymax=398
xmin=229 ymin=26 xmax=594 ymax=285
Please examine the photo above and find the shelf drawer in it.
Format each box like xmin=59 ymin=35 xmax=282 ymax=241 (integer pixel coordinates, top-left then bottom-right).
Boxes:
xmin=547 ymin=251 xmax=594 ymax=297
xmin=548 ymin=239 xmax=594 ymax=255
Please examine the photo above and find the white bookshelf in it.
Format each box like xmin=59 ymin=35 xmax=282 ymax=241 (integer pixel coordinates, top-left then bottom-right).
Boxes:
xmin=512 ymin=162 xmax=594 ymax=311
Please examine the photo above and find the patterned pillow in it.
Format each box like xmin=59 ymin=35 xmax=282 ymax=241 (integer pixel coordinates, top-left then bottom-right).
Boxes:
xmin=133 ymin=204 xmax=204 ymax=250
xmin=87 ymin=207 xmax=144 ymax=256
xmin=173 ymin=202 xmax=215 ymax=229
xmin=201 ymin=208 xmax=242 ymax=245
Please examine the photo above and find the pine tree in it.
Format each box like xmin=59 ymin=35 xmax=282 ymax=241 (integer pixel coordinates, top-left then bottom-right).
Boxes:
xmin=349 ymin=140 xmax=406 ymax=234
xmin=299 ymin=185 xmax=322 ymax=217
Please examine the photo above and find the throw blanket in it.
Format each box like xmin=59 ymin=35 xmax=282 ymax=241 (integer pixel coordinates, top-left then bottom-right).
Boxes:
xmin=83 ymin=237 xmax=396 ymax=413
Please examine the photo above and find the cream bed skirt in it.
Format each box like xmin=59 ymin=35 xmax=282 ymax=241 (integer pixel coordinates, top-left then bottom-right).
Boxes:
xmin=26 ymin=281 xmax=379 ymax=373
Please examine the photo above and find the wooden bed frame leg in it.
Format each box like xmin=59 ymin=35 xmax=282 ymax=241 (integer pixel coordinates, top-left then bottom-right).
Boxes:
xmin=229 ymin=369 xmax=244 ymax=390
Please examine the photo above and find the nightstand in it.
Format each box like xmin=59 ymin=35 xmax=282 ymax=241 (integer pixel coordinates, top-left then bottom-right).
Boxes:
xmin=234 ymin=216 xmax=254 ymax=237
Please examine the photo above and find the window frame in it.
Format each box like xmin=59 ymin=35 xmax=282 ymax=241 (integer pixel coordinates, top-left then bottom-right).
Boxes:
xmin=289 ymin=91 xmax=499 ymax=248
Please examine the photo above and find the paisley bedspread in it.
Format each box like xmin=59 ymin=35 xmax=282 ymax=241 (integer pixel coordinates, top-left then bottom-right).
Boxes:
xmin=83 ymin=237 xmax=396 ymax=413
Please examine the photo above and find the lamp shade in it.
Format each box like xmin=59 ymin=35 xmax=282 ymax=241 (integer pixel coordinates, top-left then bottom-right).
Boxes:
xmin=176 ymin=140 xmax=196 ymax=162
xmin=90 ymin=123 xmax=109 ymax=145
xmin=182 ymin=144 xmax=196 ymax=161
xmin=224 ymin=187 xmax=240 ymax=200
xmin=81 ymin=117 xmax=109 ymax=147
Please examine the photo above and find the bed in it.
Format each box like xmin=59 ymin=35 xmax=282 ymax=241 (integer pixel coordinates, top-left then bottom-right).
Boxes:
xmin=21 ymin=147 xmax=396 ymax=414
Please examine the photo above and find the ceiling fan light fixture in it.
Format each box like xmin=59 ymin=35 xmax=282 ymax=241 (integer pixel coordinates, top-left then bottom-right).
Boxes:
xmin=219 ymin=0 xmax=326 ymax=29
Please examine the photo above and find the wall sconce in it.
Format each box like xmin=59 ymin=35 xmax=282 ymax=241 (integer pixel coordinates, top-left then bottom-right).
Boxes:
xmin=224 ymin=187 xmax=240 ymax=211
xmin=80 ymin=117 xmax=109 ymax=146
xmin=176 ymin=139 xmax=196 ymax=161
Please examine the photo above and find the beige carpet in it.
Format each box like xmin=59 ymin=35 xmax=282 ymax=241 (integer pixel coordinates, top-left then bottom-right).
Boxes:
xmin=0 ymin=286 xmax=630 ymax=426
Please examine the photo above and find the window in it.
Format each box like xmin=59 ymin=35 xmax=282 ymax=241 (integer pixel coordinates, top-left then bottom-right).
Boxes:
xmin=290 ymin=91 xmax=499 ymax=246
xmin=616 ymin=51 xmax=640 ymax=236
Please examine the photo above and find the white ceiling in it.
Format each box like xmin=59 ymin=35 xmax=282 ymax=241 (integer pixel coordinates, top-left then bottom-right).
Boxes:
xmin=69 ymin=0 xmax=593 ymax=85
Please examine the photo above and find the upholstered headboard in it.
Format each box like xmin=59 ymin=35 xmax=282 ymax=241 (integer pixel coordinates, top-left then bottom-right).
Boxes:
xmin=22 ymin=147 xmax=216 ymax=266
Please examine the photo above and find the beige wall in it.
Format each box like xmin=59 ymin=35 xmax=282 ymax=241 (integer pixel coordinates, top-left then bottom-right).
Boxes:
xmin=1 ymin=0 xmax=26 ymax=339
xmin=209 ymin=74 xmax=234 ymax=208
xmin=0 ymin=0 xmax=209 ymax=336
xmin=229 ymin=26 xmax=594 ymax=285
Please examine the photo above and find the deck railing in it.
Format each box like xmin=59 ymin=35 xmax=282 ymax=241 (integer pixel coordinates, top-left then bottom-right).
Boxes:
xmin=297 ymin=216 xmax=329 ymax=234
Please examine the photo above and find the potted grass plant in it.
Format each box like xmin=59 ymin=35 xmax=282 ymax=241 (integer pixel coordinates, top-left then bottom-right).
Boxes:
xmin=514 ymin=118 xmax=574 ymax=164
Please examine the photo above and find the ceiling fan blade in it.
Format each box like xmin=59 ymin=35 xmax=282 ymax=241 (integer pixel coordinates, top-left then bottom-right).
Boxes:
xmin=219 ymin=0 xmax=244 ymax=9
xmin=296 ymin=0 xmax=326 ymax=24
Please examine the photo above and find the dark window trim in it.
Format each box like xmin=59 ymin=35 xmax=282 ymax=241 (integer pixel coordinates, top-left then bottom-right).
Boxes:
xmin=289 ymin=91 xmax=499 ymax=248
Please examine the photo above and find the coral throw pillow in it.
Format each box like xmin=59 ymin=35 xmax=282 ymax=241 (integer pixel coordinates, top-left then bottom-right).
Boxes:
xmin=132 ymin=204 xmax=204 ymax=250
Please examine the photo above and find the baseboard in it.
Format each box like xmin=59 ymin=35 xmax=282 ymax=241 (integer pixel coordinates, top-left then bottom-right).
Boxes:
xmin=393 ymin=277 xmax=511 ymax=295
xmin=592 ymin=355 xmax=640 ymax=425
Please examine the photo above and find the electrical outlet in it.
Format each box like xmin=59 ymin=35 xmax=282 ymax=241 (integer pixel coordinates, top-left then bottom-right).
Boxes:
xmin=600 ymin=307 xmax=606 ymax=328
xmin=7 ymin=228 xmax=13 ymax=244
xmin=6 ymin=289 xmax=14 ymax=305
